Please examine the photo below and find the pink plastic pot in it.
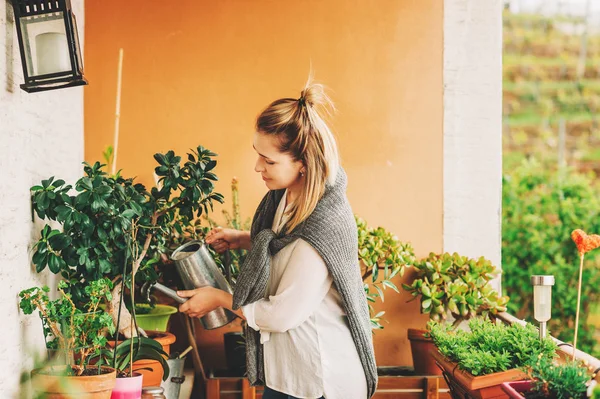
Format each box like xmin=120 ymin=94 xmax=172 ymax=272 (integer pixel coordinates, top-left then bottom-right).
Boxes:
xmin=501 ymin=380 xmax=534 ymax=399
xmin=110 ymin=373 xmax=143 ymax=399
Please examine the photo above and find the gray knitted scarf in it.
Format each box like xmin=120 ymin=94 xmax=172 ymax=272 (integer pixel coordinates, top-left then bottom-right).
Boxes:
xmin=231 ymin=168 xmax=378 ymax=398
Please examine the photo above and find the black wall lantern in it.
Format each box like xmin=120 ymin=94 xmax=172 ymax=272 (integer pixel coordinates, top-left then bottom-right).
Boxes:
xmin=11 ymin=0 xmax=87 ymax=93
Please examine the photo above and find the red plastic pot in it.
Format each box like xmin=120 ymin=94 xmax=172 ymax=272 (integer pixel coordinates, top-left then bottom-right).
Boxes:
xmin=501 ymin=380 xmax=534 ymax=399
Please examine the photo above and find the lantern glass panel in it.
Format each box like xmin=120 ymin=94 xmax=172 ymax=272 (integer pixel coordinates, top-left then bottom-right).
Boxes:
xmin=533 ymin=285 xmax=552 ymax=322
xmin=70 ymin=13 xmax=83 ymax=72
xmin=19 ymin=12 xmax=71 ymax=78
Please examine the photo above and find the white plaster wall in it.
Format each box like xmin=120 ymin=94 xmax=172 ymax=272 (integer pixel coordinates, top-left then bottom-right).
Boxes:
xmin=0 ymin=1 xmax=85 ymax=397
xmin=443 ymin=0 xmax=504 ymax=290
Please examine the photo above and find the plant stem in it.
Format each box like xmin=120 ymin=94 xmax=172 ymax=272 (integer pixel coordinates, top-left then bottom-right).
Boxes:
xmin=232 ymin=178 xmax=240 ymax=229
xmin=573 ymin=253 xmax=584 ymax=361
xmin=113 ymin=239 xmax=129 ymax=371
xmin=155 ymin=199 xmax=181 ymax=219
xmin=31 ymin=297 xmax=64 ymax=342
xmin=129 ymin=221 xmax=137 ymax=378
xmin=132 ymin=213 xmax=157 ymax=275
xmin=58 ymin=287 xmax=77 ymax=370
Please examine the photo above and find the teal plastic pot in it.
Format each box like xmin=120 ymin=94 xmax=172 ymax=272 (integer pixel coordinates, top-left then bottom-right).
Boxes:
xmin=135 ymin=304 xmax=178 ymax=332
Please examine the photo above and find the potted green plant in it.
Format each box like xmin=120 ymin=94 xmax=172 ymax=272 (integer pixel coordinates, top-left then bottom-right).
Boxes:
xmin=355 ymin=216 xmax=417 ymax=330
xmin=501 ymin=357 xmax=592 ymax=399
xmin=103 ymin=220 xmax=171 ymax=394
xmin=429 ymin=318 xmax=557 ymax=398
xmin=29 ymin=145 xmax=224 ymax=387
xmin=93 ymin=336 xmax=170 ymax=398
xmin=402 ymin=252 xmax=509 ymax=375
xmin=29 ymin=146 xmax=224 ymax=328
xmin=19 ymin=279 xmax=117 ymax=398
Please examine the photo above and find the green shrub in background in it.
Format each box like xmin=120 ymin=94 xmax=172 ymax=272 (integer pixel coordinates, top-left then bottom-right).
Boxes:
xmin=502 ymin=158 xmax=600 ymax=356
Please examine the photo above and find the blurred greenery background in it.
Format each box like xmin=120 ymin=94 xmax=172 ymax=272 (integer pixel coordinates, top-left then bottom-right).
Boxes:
xmin=502 ymin=0 xmax=600 ymax=357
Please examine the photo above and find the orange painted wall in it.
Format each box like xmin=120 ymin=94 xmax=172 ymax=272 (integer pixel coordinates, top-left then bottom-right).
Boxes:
xmin=84 ymin=0 xmax=442 ymax=367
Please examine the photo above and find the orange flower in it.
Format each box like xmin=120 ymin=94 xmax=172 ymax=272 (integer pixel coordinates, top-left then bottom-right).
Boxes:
xmin=571 ymin=229 xmax=600 ymax=255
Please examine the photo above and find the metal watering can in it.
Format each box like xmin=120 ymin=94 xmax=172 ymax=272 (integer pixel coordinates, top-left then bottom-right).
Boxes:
xmin=143 ymin=240 xmax=237 ymax=330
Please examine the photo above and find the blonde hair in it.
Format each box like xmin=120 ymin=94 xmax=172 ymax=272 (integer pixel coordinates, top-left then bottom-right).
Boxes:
xmin=256 ymin=78 xmax=340 ymax=233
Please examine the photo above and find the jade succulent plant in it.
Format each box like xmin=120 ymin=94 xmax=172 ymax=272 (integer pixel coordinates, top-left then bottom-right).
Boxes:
xmin=356 ymin=216 xmax=417 ymax=329
xmin=402 ymin=252 xmax=509 ymax=326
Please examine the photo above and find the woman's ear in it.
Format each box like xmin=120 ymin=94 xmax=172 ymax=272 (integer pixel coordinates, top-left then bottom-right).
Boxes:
xmin=299 ymin=163 xmax=307 ymax=176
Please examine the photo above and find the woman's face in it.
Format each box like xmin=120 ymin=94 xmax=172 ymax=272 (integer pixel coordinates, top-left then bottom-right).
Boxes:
xmin=253 ymin=132 xmax=304 ymax=191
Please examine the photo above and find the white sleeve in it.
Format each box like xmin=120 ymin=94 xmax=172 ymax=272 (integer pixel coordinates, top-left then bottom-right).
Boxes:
xmin=241 ymin=239 xmax=332 ymax=334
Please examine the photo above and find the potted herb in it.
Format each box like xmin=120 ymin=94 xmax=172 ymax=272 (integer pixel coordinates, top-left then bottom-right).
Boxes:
xmin=502 ymin=357 xmax=591 ymax=399
xmin=429 ymin=318 xmax=556 ymax=398
xmin=402 ymin=252 xmax=509 ymax=374
xmin=19 ymin=279 xmax=117 ymax=398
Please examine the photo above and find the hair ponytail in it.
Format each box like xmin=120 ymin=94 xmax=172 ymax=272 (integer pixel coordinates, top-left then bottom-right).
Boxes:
xmin=255 ymin=77 xmax=340 ymax=232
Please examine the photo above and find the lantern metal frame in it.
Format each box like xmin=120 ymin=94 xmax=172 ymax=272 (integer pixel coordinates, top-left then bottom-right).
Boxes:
xmin=11 ymin=0 xmax=87 ymax=93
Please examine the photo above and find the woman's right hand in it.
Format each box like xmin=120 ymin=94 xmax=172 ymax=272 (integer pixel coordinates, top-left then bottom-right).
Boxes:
xmin=205 ymin=227 xmax=242 ymax=253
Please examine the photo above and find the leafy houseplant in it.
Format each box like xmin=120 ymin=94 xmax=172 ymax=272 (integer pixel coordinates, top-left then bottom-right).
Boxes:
xmin=90 ymin=335 xmax=170 ymax=397
xmin=402 ymin=252 xmax=509 ymax=326
xmin=356 ymin=216 xmax=416 ymax=329
xmin=29 ymin=146 xmax=224 ymax=333
xmin=19 ymin=279 xmax=117 ymax=398
xmin=99 ymin=337 xmax=170 ymax=378
xmin=19 ymin=279 xmax=115 ymax=375
xmin=429 ymin=318 xmax=557 ymax=398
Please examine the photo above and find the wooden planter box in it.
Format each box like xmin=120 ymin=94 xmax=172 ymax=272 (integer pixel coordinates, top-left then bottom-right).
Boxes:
xmin=431 ymin=350 xmax=528 ymax=399
xmin=206 ymin=377 xmax=259 ymax=399
xmin=204 ymin=371 xmax=451 ymax=399
xmin=374 ymin=374 xmax=451 ymax=399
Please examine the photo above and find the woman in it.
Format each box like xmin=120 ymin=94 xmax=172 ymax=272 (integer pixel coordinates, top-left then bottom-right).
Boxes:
xmin=177 ymin=80 xmax=377 ymax=399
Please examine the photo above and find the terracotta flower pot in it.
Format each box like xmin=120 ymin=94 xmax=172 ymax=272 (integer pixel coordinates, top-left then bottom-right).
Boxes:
xmin=407 ymin=328 xmax=442 ymax=376
xmin=108 ymin=331 xmax=176 ymax=388
xmin=137 ymin=331 xmax=176 ymax=387
xmin=30 ymin=365 xmax=116 ymax=399
xmin=431 ymin=350 xmax=528 ymax=399
xmin=110 ymin=373 xmax=143 ymax=399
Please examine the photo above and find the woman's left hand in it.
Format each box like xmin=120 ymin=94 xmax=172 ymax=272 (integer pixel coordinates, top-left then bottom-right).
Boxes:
xmin=177 ymin=286 xmax=224 ymax=318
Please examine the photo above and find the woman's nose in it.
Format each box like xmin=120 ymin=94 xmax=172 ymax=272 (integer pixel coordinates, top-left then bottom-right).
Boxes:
xmin=255 ymin=158 xmax=264 ymax=173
